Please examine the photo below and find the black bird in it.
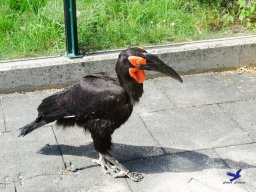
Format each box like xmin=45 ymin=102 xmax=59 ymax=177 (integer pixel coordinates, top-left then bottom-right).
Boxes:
xmin=18 ymin=47 xmax=183 ymax=181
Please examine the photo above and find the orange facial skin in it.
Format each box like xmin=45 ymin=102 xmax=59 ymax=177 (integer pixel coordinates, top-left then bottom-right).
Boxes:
xmin=129 ymin=68 xmax=146 ymax=83
xmin=128 ymin=56 xmax=146 ymax=67
xmin=128 ymin=56 xmax=147 ymax=83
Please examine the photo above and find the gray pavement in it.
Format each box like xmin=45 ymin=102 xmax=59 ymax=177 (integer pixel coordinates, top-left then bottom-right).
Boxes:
xmin=0 ymin=71 xmax=256 ymax=192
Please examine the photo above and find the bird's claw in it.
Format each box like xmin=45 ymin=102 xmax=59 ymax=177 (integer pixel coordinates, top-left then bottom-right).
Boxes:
xmin=127 ymin=172 xmax=144 ymax=182
xmin=92 ymin=155 xmax=143 ymax=182
xmin=109 ymin=169 xmax=143 ymax=182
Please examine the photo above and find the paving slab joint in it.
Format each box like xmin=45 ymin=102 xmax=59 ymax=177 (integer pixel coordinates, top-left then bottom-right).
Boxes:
xmin=216 ymin=103 xmax=255 ymax=141
xmin=51 ymin=126 xmax=67 ymax=170
xmin=14 ymin=182 xmax=17 ymax=192
xmin=137 ymin=97 xmax=256 ymax=116
xmin=138 ymin=114 xmax=167 ymax=154
xmin=125 ymin=179 xmax=135 ymax=192
xmin=212 ymin=148 xmax=231 ymax=169
xmin=14 ymin=173 xmax=60 ymax=183
xmin=195 ymin=141 xmax=256 ymax=152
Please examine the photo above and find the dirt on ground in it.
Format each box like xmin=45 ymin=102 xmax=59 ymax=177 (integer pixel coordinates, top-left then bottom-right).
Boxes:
xmin=237 ymin=65 xmax=256 ymax=74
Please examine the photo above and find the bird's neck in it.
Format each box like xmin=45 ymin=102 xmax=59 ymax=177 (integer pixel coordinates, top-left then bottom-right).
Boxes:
xmin=117 ymin=74 xmax=143 ymax=105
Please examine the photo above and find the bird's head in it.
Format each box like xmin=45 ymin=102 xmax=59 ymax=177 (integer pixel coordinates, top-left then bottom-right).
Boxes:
xmin=116 ymin=47 xmax=183 ymax=84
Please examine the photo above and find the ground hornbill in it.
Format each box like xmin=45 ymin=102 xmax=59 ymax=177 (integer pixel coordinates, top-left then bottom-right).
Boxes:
xmin=19 ymin=47 xmax=183 ymax=182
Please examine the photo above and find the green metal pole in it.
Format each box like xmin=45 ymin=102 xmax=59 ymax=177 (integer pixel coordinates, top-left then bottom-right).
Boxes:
xmin=63 ymin=0 xmax=83 ymax=58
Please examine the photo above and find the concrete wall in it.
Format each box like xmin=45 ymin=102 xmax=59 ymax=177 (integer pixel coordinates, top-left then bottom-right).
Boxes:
xmin=0 ymin=36 xmax=256 ymax=93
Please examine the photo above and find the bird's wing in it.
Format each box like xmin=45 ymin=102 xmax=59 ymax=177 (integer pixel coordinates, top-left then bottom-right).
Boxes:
xmin=236 ymin=169 xmax=242 ymax=175
xmin=226 ymin=172 xmax=236 ymax=177
xmin=37 ymin=73 xmax=128 ymax=122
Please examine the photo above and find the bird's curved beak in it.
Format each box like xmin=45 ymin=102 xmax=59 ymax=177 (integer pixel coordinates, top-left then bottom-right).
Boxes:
xmin=138 ymin=53 xmax=183 ymax=83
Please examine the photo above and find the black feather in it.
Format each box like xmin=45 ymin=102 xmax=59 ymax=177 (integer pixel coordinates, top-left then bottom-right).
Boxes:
xmin=56 ymin=117 xmax=76 ymax=128
xmin=38 ymin=93 xmax=71 ymax=123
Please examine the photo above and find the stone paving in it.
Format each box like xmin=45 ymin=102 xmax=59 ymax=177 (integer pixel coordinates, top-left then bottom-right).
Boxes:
xmin=0 ymin=71 xmax=256 ymax=192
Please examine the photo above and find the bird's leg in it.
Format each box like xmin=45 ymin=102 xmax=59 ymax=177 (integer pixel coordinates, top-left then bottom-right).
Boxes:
xmin=93 ymin=152 xmax=143 ymax=182
xmin=92 ymin=153 xmax=115 ymax=174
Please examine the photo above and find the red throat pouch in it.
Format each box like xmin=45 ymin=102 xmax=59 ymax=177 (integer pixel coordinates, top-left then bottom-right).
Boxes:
xmin=129 ymin=68 xmax=146 ymax=83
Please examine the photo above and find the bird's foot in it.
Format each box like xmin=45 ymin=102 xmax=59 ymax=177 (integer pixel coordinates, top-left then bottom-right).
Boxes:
xmin=92 ymin=154 xmax=116 ymax=175
xmin=125 ymin=172 xmax=144 ymax=182
xmin=111 ymin=170 xmax=143 ymax=182
xmin=92 ymin=153 xmax=143 ymax=182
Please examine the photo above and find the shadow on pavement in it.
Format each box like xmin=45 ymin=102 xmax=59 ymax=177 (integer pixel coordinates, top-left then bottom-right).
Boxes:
xmin=38 ymin=143 xmax=256 ymax=174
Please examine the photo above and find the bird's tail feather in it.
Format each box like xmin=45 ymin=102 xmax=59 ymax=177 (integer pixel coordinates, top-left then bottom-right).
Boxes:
xmin=18 ymin=118 xmax=47 ymax=137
